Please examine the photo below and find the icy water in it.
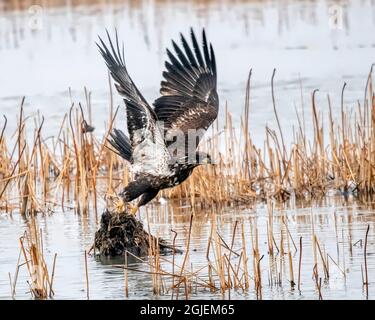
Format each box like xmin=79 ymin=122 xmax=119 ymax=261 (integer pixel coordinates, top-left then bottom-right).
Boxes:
xmin=1 ymin=0 xmax=375 ymax=300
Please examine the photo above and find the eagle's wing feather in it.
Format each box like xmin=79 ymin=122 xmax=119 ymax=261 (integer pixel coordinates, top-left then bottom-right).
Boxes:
xmin=108 ymin=128 xmax=133 ymax=163
xmin=98 ymin=32 xmax=170 ymax=175
xmin=153 ymin=29 xmax=219 ymax=149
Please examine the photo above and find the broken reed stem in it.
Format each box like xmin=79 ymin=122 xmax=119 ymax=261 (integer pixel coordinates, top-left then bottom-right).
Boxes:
xmin=315 ymin=236 xmax=329 ymax=279
xmin=171 ymin=229 xmax=178 ymax=299
xmin=271 ymin=68 xmax=286 ymax=159
xmin=298 ymin=236 xmax=302 ymax=291
xmin=10 ymin=247 xmax=22 ymax=298
xmin=15 ymin=217 xmax=56 ymax=299
xmin=84 ymin=250 xmax=89 ymax=300
xmin=241 ymin=223 xmax=250 ymax=289
xmin=256 ymin=255 xmax=264 ymax=300
xmin=313 ymin=264 xmax=323 ymax=300
xmin=176 ymin=214 xmax=193 ymax=300
xmin=364 ymin=225 xmax=370 ymax=299
xmin=49 ymin=253 xmax=57 ymax=298
xmin=124 ymin=251 xmax=129 ymax=298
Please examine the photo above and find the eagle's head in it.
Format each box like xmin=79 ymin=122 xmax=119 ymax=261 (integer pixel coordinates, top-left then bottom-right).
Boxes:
xmin=195 ymin=151 xmax=213 ymax=165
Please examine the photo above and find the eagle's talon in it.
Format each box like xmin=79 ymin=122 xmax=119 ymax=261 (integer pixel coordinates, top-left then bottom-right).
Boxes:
xmin=113 ymin=197 xmax=126 ymax=214
xmin=129 ymin=206 xmax=138 ymax=215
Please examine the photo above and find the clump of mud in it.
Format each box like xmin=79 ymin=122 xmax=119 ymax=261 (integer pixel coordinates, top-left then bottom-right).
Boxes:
xmin=94 ymin=209 xmax=181 ymax=257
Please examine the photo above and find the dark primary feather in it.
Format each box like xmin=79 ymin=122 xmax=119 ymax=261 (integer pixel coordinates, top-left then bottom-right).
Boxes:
xmin=153 ymin=28 xmax=219 ymax=149
xmin=97 ymin=31 xmax=158 ymax=148
xmin=108 ymin=128 xmax=133 ymax=163
xmin=98 ymin=31 xmax=170 ymax=177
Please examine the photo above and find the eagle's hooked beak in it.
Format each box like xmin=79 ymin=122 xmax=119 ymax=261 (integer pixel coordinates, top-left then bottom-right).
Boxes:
xmin=201 ymin=154 xmax=213 ymax=165
xmin=201 ymin=157 xmax=211 ymax=164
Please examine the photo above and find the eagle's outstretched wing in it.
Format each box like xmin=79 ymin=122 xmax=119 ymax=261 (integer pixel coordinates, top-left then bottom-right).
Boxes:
xmin=153 ymin=28 xmax=219 ymax=151
xmin=98 ymin=32 xmax=170 ymax=176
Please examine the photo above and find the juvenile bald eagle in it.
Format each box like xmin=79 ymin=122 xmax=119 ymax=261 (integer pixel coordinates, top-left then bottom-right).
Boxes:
xmin=98 ymin=28 xmax=218 ymax=213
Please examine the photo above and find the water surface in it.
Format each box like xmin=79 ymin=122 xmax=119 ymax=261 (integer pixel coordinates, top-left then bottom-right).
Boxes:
xmin=0 ymin=0 xmax=374 ymax=144
xmin=1 ymin=198 xmax=375 ymax=299
xmin=1 ymin=0 xmax=375 ymax=300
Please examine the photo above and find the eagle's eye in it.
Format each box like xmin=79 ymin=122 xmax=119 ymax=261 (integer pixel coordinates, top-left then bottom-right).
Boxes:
xmin=205 ymin=155 xmax=213 ymax=164
xmin=197 ymin=153 xmax=212 ymax=165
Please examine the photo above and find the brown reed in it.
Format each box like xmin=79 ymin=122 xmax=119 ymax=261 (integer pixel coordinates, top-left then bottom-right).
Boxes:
xmin=4 ymin=64 xmax=375 ymax=300
xmin=1 ymin=66 xmax=375 ymax=215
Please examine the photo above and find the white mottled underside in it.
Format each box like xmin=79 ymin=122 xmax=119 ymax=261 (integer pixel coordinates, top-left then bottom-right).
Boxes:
xmin=130 ymin=115 xmax=171 ymax=177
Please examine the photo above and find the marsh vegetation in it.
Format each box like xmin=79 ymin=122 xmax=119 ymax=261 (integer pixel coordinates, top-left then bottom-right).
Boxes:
xmin=1 ymin=0 xmax=375 ymax=300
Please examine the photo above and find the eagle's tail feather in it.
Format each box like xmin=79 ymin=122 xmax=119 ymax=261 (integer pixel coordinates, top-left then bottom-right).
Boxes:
xmin=108 ymin=128 xmax=133 ymax=162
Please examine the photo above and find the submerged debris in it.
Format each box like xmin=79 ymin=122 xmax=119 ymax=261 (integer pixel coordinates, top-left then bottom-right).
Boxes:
xmin=94 ymin=209 xmax=181 ymax=257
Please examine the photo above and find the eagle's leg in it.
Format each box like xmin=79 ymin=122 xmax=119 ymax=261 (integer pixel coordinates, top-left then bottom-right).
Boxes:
xmin=119 ymin=181 xmax=150 ymax=215
xmin=139 ymin=189 xmax=160 ymax=207
xmin=120 ymin=181 xmax=147 ymax=201
xmin=129 ymin=189 xmax=160 ymax=215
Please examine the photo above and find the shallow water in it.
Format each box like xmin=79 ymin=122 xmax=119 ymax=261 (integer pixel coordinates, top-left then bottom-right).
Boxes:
xmin=1 ymin=198 xmax=375 ymax=300
xmin=1 ymin=0 xmax=375 ymax=300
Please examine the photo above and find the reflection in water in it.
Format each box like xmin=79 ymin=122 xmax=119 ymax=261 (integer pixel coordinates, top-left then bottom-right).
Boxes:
xmin=0 ymin=0 xmax=363 ymax=48
xmin=1 ymin=197 xmax=375 ymax=299
xmin=0 ymin=0 xmax=374 ymax=148
xmin=1 ymin=0 xmax=375 ymax=300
